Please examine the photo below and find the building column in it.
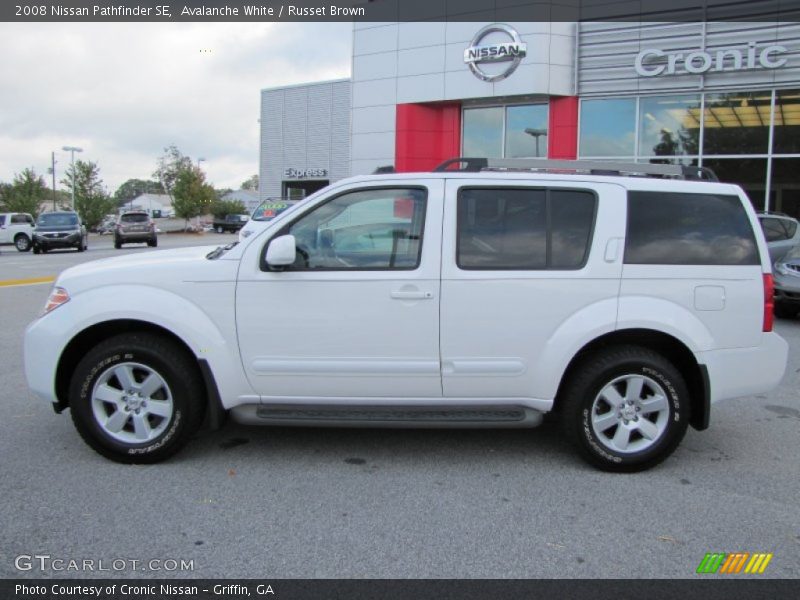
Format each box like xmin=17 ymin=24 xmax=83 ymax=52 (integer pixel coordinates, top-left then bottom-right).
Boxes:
xmin=548 ymin=96 xmax=579 ymax=160
xmin=395 ymin=102 xmax=462 ymax=172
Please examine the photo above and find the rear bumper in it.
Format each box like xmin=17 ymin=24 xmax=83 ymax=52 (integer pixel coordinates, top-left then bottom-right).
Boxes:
xmin=698 ymin=333 xmax=789 ymax=404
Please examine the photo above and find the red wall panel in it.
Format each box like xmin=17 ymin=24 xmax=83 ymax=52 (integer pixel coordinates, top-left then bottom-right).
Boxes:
xmin=395 ymin=102 xmax=461 ymax=172
xmin=548 ymin=96 xmax=579 ymax=160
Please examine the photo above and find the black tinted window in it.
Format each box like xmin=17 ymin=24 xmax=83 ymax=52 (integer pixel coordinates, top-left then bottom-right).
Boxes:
xmin=11 ymin=214 xmax=29 ymax=224
xmin=457 ymin=188 xmax=595 ymax=270
xmin=625 ymin=192 xmax=759 ymax=265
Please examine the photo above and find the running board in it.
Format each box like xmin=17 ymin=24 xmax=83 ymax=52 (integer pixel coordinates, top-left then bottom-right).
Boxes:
xmin=230 ymin=404 xmax=543 ymax=429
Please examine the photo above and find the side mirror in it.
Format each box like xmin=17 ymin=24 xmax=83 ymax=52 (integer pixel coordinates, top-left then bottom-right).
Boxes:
xmin=266 ymin=234 xmax=297 ymax=267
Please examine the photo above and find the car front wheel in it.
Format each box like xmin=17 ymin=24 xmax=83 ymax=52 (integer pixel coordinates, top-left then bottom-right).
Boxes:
xmin=69 ymin=332 xmax=206 ymax=463
xmin=560 ymin=345 xmax=689 ymax=472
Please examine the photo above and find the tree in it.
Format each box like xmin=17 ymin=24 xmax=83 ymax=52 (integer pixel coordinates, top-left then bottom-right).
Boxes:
xmin=241 ymin=174 xmax=259 ymax=191
xmin=172 ymin=166 xmax=215 ymax=228
xmin=61 ymin=160 xmax=114 ymax=229
xmin=4 ymin=168 xmax=47 ymax=218
xmin=153 ymin=145 xmax=193 ymax=201
xmin=211 ymin=199 xmax=247 ymax=220
xmin=113 ymin=178 xmax=163 ymax=207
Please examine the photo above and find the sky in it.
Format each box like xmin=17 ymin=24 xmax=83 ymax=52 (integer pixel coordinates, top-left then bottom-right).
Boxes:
xmin=0 ymin=22 xmax=352 ymax=193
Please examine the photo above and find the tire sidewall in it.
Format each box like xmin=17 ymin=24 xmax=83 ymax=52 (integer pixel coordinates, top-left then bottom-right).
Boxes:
xmin=576 ymin=357 xmax=688 ymax=470
xmin=15 ymin=234 xmax=31 ymax=252
xmin=70 ymin=343 xmax=191 ymax=461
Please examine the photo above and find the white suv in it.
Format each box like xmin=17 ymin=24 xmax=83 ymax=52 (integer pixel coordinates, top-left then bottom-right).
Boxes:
xmin=0 ymin=212 xmax=35 ymax=252
xmin=24 ymin=159 xmax=789 ymax=471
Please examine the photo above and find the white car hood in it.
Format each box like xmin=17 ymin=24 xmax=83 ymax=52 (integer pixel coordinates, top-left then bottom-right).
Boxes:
xmin=56 ymin=245 xmax=235 ymax=294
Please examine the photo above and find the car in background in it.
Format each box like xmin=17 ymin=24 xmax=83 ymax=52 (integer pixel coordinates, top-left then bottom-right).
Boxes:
xmin=758 ymin=212 xmax=800 ymax=263
xmin=238 ymin=199 xmax=297 ymax=242
xmin=773 ymin=244 xmax=800 ymax=319
xmin=213 ymin=214 xmax=250 ymax=234
xmin=115 ymin=211 xmax=157 ymax=249
xmin=0 ymin=212 xmax=35 ymax=252
xmin=32 ymin=211 xmax=87 ymax=253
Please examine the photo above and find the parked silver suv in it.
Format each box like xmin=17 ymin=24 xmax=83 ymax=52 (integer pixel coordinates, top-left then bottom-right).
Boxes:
xmin=115 ymin=211 xmax=157 ymax=249
xmin=758 ymin=212 xmax=800 ymax=263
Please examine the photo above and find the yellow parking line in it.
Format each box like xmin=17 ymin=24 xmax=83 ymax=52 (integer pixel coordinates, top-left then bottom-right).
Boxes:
xmin=0 ymin=276 xmax=56 ymax=288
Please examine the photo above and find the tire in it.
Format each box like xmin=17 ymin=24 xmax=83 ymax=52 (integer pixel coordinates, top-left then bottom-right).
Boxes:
xmin=774 ymin=303 xmax=797 ymax=319
xmin=215 ymin=225 xmax=224 ymax=234
xmin=68 ymin=332 xmax=206 ymax=464
xmin=148 ymin=237 xmax=158 ymax=247
xmin=14 ymin=234 xmax=32 ymax=252
xmin=114 ymin=237 xmax=122 ymax=249
xmin=32 ymin=245 xmax=41 ymax=255
xmin=76 ymin=238 xmax=85 ymax=252
xmin=560 ymin=345 xmax=690 ymax=472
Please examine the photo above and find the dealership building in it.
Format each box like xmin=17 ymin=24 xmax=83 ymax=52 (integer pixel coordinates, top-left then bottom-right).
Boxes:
xmin=260 ymin=19 xmax=800 ymax=218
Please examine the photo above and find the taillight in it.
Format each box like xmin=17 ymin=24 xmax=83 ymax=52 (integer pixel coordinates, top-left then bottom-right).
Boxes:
xmin=763 ymin=273 xmax=774 ymax=332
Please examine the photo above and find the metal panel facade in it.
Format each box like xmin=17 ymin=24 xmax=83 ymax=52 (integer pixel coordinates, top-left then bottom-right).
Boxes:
xmin=259 ymin=79 xmax=351 ymax=199
xmin=579 ymin=21 xmax=800 ymax=97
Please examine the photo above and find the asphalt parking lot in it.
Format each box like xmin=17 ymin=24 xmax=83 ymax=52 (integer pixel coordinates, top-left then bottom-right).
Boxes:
xmin=0 ymin=234 xmax=798 ymax=579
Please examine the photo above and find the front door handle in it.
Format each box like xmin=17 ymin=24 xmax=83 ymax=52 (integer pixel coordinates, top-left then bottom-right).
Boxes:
xmin=390 ymin=290 xmax=433 ymax=300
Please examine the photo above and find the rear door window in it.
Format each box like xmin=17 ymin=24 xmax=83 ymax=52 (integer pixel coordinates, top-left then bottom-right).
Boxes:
xmin=456 ymin=187 xmax=596 ymax=270
xmin=625 ymin=192 xmax=759 ymax=265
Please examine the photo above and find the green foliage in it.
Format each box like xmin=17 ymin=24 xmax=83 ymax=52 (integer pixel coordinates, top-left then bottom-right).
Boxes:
xmin=172 ymin=166 xmax=215 ymax=224
xmin=211 ymin=199 xmax=247 ymax=220
xmin=153 ymin=145 xmax=193 ymax=200
xmin=3 ymin=168 xmax=48 ymax=218
xmin=241 ymin=174 xmax=259 ymax=191
xmin=113 ymin=178 xmax=163 ymax=206
xmin=61 ymin=160 xmax=114 ymax=229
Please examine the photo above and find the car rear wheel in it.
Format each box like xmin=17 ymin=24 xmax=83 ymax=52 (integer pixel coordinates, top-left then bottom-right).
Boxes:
xmin=560 ymin=345 xmax=689 ymax=472
xmin=114 ymin=237 xmax=122 ymax=249
xmin=148 ymin=237 xmax=158 ymax=247
xmin=14 ymin=234 xmax=32 ymax=252
xmin=215 ymin=225 xmax=224 ymax=234
xmin=69 ymin=332 xmax=206 ymax=463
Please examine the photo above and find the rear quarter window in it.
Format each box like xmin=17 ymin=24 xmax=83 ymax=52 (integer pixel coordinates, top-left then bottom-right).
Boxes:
xmin=625 ymin=191 xmax=759 ymax=265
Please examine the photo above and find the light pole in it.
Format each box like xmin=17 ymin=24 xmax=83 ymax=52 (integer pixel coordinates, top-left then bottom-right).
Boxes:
xmin=62 ymin=145 xmax=83 ymax=208
xmin=524 ymin=128 xmax=547 ymax=158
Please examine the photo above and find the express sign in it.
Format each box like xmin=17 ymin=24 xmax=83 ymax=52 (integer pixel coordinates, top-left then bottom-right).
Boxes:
xmin=283 ymin=168 xmax=328 ymax=179
xmin=635 ymin=42 xmax=788 ymax=77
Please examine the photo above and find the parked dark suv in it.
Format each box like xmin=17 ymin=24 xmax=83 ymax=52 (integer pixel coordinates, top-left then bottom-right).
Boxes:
xmin=115 ymin=211 xmax=157 ymax=248
xmin=32 ymin=211 xmax=87 ymax=253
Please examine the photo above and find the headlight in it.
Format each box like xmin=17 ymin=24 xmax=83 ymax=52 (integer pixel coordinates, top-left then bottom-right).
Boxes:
xmin=775 ymin=262 xmax=792 ymax=276
xmin=44 ymin=286 xmax=70 ymax=314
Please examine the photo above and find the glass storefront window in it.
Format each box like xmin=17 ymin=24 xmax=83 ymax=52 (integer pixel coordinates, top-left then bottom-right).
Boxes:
xmin=463 ymin=107 xmax=504 ymax=158
xmin=702 ymin=158 xmax=768 ymax=211
xmin=639 ymin=95 xmax=701 ymax=157
xmin=772 ymin=89 xmax=800 ymax=154
xmin=703 ymin=92 xmax=771 ymax=155
xmin=579 ymin=98 xmax=636 ymax=157
xmin=505 ymin=104 xmax=549 ymax=158
xmin=770 ymin=158 xmax=800 ymax=219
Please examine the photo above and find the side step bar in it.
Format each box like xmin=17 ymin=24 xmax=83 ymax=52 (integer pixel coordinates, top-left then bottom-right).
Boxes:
xmin=230 ymin=404 xmax=544 ymax=429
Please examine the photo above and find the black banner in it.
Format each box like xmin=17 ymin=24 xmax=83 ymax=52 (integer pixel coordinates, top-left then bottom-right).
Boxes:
xmin=3 ymin=579 xmax=800 ymax=600
xmin=3 ymin=0 xmax=800 ymax=22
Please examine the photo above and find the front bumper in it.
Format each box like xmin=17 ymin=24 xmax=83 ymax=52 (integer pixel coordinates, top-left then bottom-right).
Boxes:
xmin=774 ymin=270 xmax=800 ymax=306
xmin=698 ymin=333 xmax=789 ymax=404
xmin=35 ymin=233 xmax=80 ymax=248
xmin=24 ymin=312 xmax=64 ymax=407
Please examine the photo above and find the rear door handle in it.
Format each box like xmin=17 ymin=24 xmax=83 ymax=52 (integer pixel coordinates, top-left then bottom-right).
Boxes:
xmin=390 ymin=290 xmax=433 ymax=300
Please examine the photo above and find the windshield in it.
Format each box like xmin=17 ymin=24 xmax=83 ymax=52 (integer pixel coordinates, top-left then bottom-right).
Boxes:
xmin=252 ymin=201 xmax=292 ymax=222
xmin=38 ymin=213 xmax=78 ymax=227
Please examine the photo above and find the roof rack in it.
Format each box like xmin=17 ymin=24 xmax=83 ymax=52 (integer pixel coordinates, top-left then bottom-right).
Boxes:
xmin=433 ymin=157 xmax=718 ymax=182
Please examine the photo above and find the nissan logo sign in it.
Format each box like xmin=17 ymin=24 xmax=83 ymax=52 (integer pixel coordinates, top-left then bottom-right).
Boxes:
xmin=464 ymin=23 xmax=527 ymax=82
